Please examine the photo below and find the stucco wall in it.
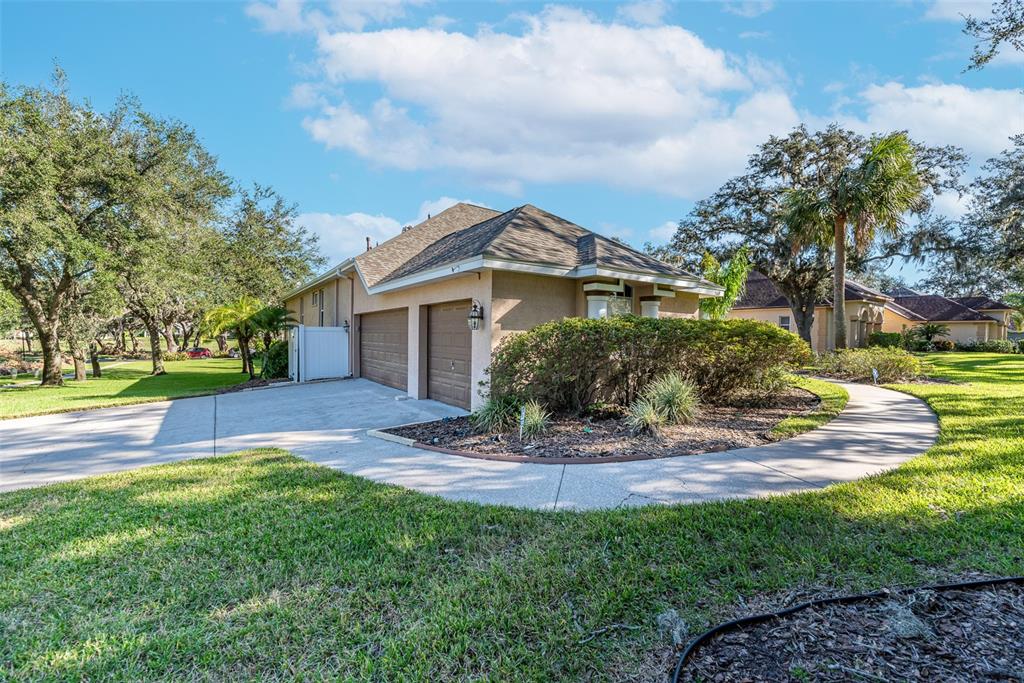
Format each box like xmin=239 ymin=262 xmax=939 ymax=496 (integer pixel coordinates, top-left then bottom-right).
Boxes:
xmin=883 ymin=310 xmax=1000 ymax=345
xmin=657 ymin=291 xmax=700 ymax=318
xmin=731 ymin=305 xmax=835 ymax=353
xmin=491 ymin=271 xmax=577 ymax=348
xmin=285 ymin=277 xmax=350 ymax=328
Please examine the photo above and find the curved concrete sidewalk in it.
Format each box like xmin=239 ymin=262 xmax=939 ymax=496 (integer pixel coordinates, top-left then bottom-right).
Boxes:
xmin=0 ymin=378 xmax=938 ymax=511
xmin=350 ymin=380 xmax=939 ymax=510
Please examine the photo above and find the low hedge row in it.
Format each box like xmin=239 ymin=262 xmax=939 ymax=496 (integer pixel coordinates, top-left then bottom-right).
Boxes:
xmin=486 ymin=317 xmax=811 ymax=413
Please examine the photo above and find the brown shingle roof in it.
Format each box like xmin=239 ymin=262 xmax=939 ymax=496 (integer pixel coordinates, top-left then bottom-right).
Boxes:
xmin=891 ymin=295 xmax=998 ymax=322
xmin=377 ymin=204 xmax=703 ymax=285
xmin=355 ymin=203 xmax=500 ymax=287
xmin=951 ymin=296 xmax=1014 ymax=311
xmin=734 ymin=272 xmax=887 ymax=309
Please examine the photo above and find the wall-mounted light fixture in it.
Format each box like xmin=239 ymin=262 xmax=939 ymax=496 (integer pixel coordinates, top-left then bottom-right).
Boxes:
xmin=342 ymin=319 xmax=351 ymax=333
xmin=467 ymin=300 xmax=484 ymax=331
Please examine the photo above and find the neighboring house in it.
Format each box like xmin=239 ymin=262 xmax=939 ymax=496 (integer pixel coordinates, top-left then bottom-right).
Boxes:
xmin=285 ymin=203 xmax=723 ymax=409
xmin=729 ymin=273 xmax=1014 ymax=352
xmin=730 ymin=271 xmax=888 ymax=352
xmin=881 ymin=291 xmax=1014 ymax=344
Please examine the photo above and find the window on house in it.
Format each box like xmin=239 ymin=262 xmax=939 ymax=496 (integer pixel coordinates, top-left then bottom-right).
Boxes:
xmin=607 ymin=284 xmax=634 ymax=317
xmin=779 ymin=315 xmax=791 ymax=331
xmin=318 ymin=289 xmax=325 ymax=327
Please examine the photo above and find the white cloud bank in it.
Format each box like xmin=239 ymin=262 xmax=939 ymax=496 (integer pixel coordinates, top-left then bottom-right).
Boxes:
xmin=252 ymin=2 xmax=1022 ymax=202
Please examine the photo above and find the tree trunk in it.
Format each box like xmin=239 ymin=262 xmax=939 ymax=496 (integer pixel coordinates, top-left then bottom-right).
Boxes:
xmin=791 ymin=301 xmax=815 ymax=346
xmin=833 ymin=215 xmax=848 ymax=350
xmin=145 ymin=320 xmax=166 ymax=375
xmin=129 ymin=330 xmax=139 ymax=355
xmin=72 ymin=351 xmax=87 ymax=381
xmin=89 ymin=342 xmax=102 ymax=378
xmin=37 ymin=324 xmax=64 ymax=386
xmin=216 ymin=334 xmax=227 ymax=352
xmin=161 ymin=322 xmax=178 ymax=354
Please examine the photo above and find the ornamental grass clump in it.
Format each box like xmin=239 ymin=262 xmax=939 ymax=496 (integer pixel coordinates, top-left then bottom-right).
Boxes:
xmin=520 ymin=400 xmax=551 ymax=439
xmin=644 ymin=372 xmax=699 ymax=424
xmin=627 ymin=372 xmax=700 ymax=436
xmin=626 ymin=396 xmax=667 ymax=437
xmin=470 ymin=395 xmax=520 ymax=434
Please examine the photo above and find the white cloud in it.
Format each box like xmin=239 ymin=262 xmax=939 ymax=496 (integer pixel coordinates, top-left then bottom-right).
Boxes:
xmin=616 ymin=0 xmax=670 ymax=26
xmin=298 ymin=7 xmax=799 ymax=197
xmin=841 ymin=82 xmax=1024 ymax=161
xmin=923 ymin=0 xmax=989 ymax=21
xmin=246 ymin=0 xmax=416 ymax=33
xmin=648 ymin=220 xmax=678 ymax=243
xmin=298 ymin=196 xmax=491 ymax=264
xmin=298 ymin=211 xmax=402 ymax=263
xmin=722 ymin=1 xmax=774 ymax=18
xmin=739 ymin=30 xmax=770 ymax=39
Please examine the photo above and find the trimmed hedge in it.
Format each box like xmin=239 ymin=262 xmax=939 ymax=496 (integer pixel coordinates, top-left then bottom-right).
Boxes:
xmin=956 ymin=339 xmax=1017 ymax=354
xmin=867 ymin=331 xmax=902 ymax=348
xmin=487 ymin=317 xmax=811 ymax=412
xmin=817 ymin=347 xmax=924 ymax=383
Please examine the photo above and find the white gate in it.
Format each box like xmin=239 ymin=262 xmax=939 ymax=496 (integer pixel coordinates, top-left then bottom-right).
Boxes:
xmin=289 ymin=324 xmax=349 ymax=382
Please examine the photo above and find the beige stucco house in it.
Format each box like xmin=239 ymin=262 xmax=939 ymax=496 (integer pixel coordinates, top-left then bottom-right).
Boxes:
xmin=285 ymin=203 xmax=723 ymax=409
xmin=730 ymin=272 xmax=888 ymax=352
xmin=730 ymin=273 xmax=1014 ymax=352
xmin=881 ymin=291 xmax=1014 ymax=345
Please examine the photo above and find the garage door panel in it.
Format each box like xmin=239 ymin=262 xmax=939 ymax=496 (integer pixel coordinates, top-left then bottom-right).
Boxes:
xmin=360 ymin=309 xmax=408 ymax=391
xmin=428 ymin=301 xmax=472 ymax=409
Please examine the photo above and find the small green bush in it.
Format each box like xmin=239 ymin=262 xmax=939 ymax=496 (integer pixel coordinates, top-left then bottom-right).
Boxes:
xmin=471 ymin=395 xmax=521 ymax=433
xmin=867 ymin=331 xmax=903 ymax=348
xmin=487 ymin=317 xmax=811 ymax=412
xmin=262 ymin=340 xmax=290 ymax=378
xmin=521 ymin=400 xmax=551 ymax=439
xmin=957 ymin=339 xmax=1016 ymax=354
xmin=1017 ymin=339 xmax=1024 ymax=354
xmin=817 ymin=347 xmax=923 ymax=383
xmin=644 ymin=372 xmax=699 ymax=424
xmin=163 ymin=351 xmax=190 ymax=361
xmin=932 ymin=339 xmax=955 ymax=352
xmin=625 ymin=396 xmax=666 ymax=437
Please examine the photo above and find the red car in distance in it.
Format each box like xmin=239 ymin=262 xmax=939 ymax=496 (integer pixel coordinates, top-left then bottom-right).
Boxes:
xmin=186 ymin=347 xmax=212 ymax=359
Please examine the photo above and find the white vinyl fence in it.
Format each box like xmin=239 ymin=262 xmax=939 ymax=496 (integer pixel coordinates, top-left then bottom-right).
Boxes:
xmin=288 ymin=324 xmax=349 ymax=382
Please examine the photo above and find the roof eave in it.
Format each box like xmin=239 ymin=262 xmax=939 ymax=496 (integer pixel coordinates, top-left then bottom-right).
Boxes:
xmin=284 ymin=258 xmax=356 ymax=300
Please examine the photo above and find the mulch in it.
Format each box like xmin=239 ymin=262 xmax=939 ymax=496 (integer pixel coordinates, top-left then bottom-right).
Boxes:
xmin=679 ymin=581 xmax=1024 ymax=682
xmin=386 ymin=387 xmax=819 ymax=459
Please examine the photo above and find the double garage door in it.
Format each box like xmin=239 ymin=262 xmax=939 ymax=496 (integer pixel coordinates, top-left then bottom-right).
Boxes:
xmin=358 ymin=302 xmax=471 ymax=409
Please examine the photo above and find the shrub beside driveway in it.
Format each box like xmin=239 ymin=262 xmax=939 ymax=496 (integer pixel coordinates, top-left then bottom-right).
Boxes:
xmin=0 ymin=353 xmax=1020 ymax=681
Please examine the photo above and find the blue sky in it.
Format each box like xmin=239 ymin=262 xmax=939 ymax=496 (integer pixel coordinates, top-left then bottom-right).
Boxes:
xmin=4 ymin=0 xmax=1022 ymax=279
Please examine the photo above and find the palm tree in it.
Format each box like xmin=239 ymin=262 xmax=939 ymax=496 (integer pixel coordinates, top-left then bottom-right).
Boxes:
xmin=785 ymin=132 xmax=923 ymax=349
xmin=250 ymin=306 xmax=297 ymax=378
xmin=204 ymin=296 xmax=262 ymax=379
xmin=913 ymin=322 xmax=951 ymax=344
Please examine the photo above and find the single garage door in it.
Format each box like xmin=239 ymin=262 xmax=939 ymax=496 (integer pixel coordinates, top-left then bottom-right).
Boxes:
xmin=428 ymin=301 xmax=472 ymax=409
xmin=360 ymin=309 xmax=408 ymax=391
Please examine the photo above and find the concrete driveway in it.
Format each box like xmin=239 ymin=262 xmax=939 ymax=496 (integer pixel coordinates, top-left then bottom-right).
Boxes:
xmin=0 ymin=379 xmax=463 ymax=493
xmin=0 ymin=378 xmax=939 ymax=510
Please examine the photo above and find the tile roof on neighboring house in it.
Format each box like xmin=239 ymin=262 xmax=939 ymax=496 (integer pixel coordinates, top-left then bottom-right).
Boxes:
xmin=355 ymin=203 xmax=501 ymax=288
xmin=733 ymin=271 xmax=888 ymax=309
xmin=950 ymin=296 xmax=1014 ymax=311
xmin=377 ymin=204 xmax=707 ymax=286
xmin=885 ymin=286 xmax=922 ymax=297
xmin=889 ymin=295 xmax=998 ymax=322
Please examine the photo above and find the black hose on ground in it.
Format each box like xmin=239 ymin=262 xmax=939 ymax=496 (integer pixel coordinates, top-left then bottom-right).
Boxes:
xmin=671 ymin=575 xmax=1024 ymax=683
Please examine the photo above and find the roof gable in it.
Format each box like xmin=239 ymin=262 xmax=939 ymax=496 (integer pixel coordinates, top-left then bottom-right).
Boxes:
xmin=355 ymin=203 xmax=500 ymax=287
xmin=376 ymin=203 xmax=706 ymax=287
xmin=891 ymin=295 xmax=998 ymax=322
xmin=734 ymin=272 xmax=888 ymax=309
xmin=951 ymin=296 xmax=1013 ymax=311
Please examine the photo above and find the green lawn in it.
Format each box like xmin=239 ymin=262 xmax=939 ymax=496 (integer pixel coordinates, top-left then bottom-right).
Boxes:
xmin=0 ymin=359 xmax=253 ymax=419
xmin=1 ymin=353 xmax=1021 ymax=681
xmin=771 ymin=375 xmax=848 ymax=440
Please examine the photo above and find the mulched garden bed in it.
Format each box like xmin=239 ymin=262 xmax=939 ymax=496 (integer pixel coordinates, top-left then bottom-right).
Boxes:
xmin=386 ymin=387 xmax=819 ymax=459
xmin=679 ymin=581 xmax=1024 ymax=682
